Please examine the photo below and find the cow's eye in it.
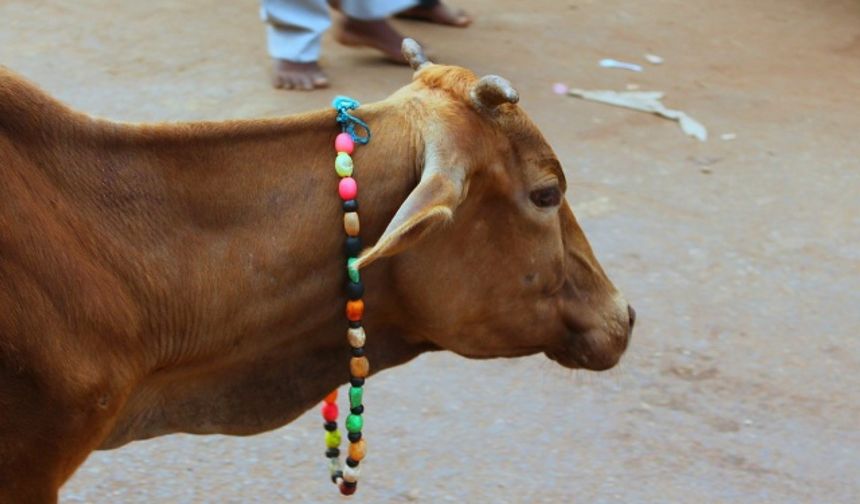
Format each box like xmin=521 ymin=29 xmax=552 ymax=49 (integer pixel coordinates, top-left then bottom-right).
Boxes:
xmin=530 ymin=186 xmax=562 ymax=208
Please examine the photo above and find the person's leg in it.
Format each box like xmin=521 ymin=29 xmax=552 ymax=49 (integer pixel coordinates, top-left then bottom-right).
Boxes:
xmin=333 ymin=0 xmax=419 ymax=63
xmin=261 ymin=0 xmax=331 ymax=90
xmin=396 ymin=0 xmax=472 ymax=27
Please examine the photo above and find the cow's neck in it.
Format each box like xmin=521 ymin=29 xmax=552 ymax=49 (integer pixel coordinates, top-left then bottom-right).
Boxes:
xmin=70 ymin=100 xmax=434 ymax=446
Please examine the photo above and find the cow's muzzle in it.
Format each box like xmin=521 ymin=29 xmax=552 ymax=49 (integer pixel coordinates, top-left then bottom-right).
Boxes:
xmin=549 ymin=295 xmax=634 ymax=371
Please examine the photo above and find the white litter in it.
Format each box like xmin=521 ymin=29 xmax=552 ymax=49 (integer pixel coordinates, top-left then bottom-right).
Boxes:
xmin=644 ymin=54 xmax=664 ymax=65
xmin=720 ymin=133 xmax=737 ymax=141
xmin=567 ymin=88 xmax=708 ymax=141
xmin=599 ymin=59 xmax=643 ymax=72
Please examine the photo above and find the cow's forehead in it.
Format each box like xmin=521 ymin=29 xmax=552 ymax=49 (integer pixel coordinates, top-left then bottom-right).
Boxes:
xmin=503 ymin=112 xmax=556 ymax=157
xmin=411 ymin=68 xmax=538 ymax=136
xmin=410 ymin=65 xmax=561 ymax=174
xmin=414 ymin=65 xmax=477 ymax=98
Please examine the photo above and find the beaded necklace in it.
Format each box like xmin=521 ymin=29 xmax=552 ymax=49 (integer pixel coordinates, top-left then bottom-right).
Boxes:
xmin=321 ymin=96 xmax=371 ymax=496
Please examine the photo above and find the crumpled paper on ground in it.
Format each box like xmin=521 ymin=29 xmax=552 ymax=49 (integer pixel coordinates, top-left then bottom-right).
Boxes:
xmin=567 ymin=89 xmax=708 ymax=141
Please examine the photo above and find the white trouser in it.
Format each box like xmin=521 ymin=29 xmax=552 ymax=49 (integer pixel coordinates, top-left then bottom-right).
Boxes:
xmin=261 ymin=0 xmax=419 ymax=62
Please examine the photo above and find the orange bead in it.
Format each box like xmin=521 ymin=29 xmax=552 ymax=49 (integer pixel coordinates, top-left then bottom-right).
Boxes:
xmin=344 ymin=212 xmax=360 ymax=236
xmin=324 ymin=389 xmax=338 ymax=404
xmin=349 ymin=438 xmax=367 ymax=461
xmin=346 ymin=300 xmax=364 ymax=321
xmin=350 ymin=356 xmax=370 ymax=378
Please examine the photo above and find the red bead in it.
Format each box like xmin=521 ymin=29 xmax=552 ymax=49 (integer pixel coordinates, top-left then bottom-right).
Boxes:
xmin=339 ymin=177 xmax=358 ymax=201
xmin=335 ymin=133 xmax=355 ymax=154
xmin=339 ymin=482 xmax=357 ymax=495
xmin=322 ymin=402 xmax=338 ymax=422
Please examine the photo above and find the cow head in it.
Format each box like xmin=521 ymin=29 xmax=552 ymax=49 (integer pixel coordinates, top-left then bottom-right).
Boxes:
xmin=357 ymin=40 xmax=634 ymax=371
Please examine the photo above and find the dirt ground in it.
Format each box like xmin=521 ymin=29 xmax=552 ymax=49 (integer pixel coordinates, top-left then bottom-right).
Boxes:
xmin=2 ymin=0 xmax=858 ymax=502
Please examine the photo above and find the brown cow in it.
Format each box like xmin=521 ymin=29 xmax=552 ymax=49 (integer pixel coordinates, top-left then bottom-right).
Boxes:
xmin=0 ymin=40 xmax=633 ymax=502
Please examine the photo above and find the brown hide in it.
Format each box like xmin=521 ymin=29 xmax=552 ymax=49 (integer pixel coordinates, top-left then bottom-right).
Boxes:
xmin=0 ymin=51 xmax=631 ymax=501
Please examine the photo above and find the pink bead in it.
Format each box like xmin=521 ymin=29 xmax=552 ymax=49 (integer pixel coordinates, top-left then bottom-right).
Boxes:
xmin=322 ymin=402 xmax=338 ymax=422
xmin=339 ymin=177 xmax=357 ymax=201
xmin=335 ymin=133 xmax=354 ymax=154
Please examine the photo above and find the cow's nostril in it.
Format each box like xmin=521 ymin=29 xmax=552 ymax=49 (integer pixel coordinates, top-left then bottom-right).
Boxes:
xmin=627 ymin=305 xmax=636 ymax=329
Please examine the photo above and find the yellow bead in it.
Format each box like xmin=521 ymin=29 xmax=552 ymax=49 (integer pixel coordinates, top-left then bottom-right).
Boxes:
xmin=325 ymin=430 xmax=341 ymax=448
xmin=335 ymin=152 xmax=353 ymax=177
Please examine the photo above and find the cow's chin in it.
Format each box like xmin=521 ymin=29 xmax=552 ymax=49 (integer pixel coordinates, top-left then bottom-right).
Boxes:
xmin=545 ymin=349 xmax=620 ymax=371
xmin=545 ymin=329 xmax=629 ymax=371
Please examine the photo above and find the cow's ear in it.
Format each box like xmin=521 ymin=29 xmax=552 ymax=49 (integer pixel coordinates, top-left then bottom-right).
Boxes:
xmin=355 ymin=166 xmax=464 ymax=269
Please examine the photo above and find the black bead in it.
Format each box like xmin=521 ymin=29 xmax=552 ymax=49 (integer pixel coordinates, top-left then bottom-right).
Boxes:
xmin=342 ymin=480 xmax=357 ymax=489
xmin=346 ymin=281 xmax=364 ymax=300
xmin=350 ymin=377 xmax=365 ymax=387
xmin=347 ymin=432 xmax=362 ymax=443
xmin=349 ymin=321 xmax=362 ymax=329
xmin=345 ymin=457 xmax=359 ymax=468
xmin=343 ymin=199 xmax=358 ymax=212
xmin=351 ymin=405 xmax=364 ymax=415
xmin=331 ymin=469 xmax=343 ymax=484
xmin=326 ymin=447 xmax=340 ymax=458
xmin=344 ymin=236 xmax=362 ymax=257
xmin=351 ymin=346 xmax=365 ymax=357
xmin=324 ymin=421 xmax=338 ymax=432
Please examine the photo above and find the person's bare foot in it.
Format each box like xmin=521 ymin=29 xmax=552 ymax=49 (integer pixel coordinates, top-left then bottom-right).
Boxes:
xmin=271 ymin=60 xmax=330 ymax=90
xmin=396 ymin=2 xmax=472 ymax=27
xmin=334 ymin=17 xmax=409 ymax=64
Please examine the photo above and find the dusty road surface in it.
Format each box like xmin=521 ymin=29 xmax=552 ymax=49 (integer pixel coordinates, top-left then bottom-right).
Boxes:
xmin=2 ymin=0 xmax=858 ymax=502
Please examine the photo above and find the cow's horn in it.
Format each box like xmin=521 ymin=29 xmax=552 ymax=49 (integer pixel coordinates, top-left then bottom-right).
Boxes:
xmin=471 ymin=75 xmax=520 ymax=110
xmin=402 ymin=38 xmax=430 ymax=70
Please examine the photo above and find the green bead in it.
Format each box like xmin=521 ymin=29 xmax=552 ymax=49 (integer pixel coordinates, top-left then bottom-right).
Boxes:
xmin=346 ymin=414 xmax=363 ymax=433
xmin=325 ymin=429 xmax=341 ymax=448
xmin=335 ymin=152 xmax=354 ymax=177
xmin=347 ymin=258 xmax=360 ymax=283
xmin=349 ymin=386 xmax=363 ymax=409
